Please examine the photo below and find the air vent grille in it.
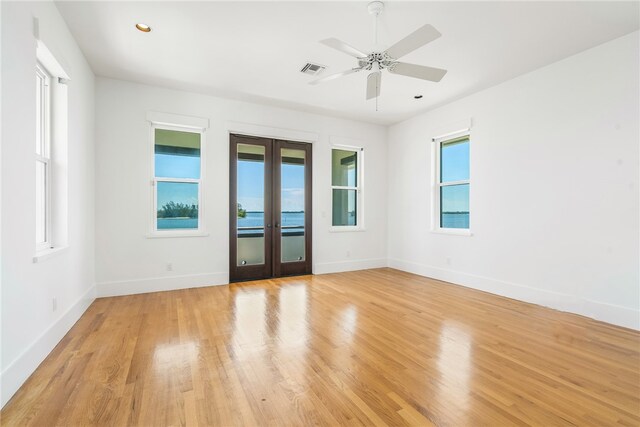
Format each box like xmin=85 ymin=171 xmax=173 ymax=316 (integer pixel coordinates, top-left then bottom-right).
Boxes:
xmin=300 ymin=63 xmax=326 ymax=76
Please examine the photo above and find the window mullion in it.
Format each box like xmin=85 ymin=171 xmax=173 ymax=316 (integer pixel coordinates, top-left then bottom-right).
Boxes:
xmin=155 ymin=177 xmax=200 ymax=184
xmin=440 ymin=179 xmax=469 ymax=187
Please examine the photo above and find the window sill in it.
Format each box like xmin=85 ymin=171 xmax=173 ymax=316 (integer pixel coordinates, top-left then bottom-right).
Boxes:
xmin=329 ymin=226 xmax=366 ymax=233
xmin=33 ymin=246 xmax=68 ymax=263
xmin=431 ymin=228 xmax=473 ymax=236
xmin=146 ymin=231 xmax=209 ymax=239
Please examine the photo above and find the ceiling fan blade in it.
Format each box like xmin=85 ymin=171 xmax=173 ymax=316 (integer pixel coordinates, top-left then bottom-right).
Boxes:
xmin=309 ymin=67 xmax=363 ymax=85
xmin=366 ymin=71 xmax=381 ymax=100
xmin=320 ymin=38 xmax=368 ymax=59
xmin=385 ymin=24 xmax=442 ymax=60
xmin=389 ymin=62 xmax=447 ymax=82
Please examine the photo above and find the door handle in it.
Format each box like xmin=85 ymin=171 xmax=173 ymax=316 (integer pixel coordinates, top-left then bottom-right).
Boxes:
xmin=266 ymin=224 xmax=272 ymax=228
xmin=275 ymin=223 xmax=280 ymax=228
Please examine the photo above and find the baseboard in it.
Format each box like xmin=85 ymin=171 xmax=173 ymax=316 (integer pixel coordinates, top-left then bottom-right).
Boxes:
xmin=388 ymin=258 xmax=640 ymax=330
xmin=97 ymin=272 xmax=229 ymax=297
xmin=98 ymin=261 xmax=392 ymax=296
xmin=314 ymin=258 xmax=387 ymax=275
xmin=0 ymin=284 xmax=96 ymax=408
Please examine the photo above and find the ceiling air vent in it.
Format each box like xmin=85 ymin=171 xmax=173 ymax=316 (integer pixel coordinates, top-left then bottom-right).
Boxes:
xmin=300 ymin=62 xmax=326 ymax=76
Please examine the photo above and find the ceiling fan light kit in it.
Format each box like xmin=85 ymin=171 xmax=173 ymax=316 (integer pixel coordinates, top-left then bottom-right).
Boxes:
xmin=310 ymin=1 xmax=448 ymax=106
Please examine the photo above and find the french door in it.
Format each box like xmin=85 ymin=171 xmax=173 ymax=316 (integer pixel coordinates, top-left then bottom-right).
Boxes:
xmin=229 ymin=134 xmax=312 ymax=282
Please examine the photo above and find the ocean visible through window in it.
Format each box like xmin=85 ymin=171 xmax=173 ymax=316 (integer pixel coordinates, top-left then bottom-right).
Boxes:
xmin=441 ymin=212 xmax=469 ymax=228
xmin=439 ymin=136 xmax=470 ymax=230
xmin=237 ymin=211 xmax=305 ymax=235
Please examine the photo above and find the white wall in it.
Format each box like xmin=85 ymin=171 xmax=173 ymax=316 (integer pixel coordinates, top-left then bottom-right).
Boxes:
xmin=387 ymin=31 xmax=640 ymax=330
xmin=95 ymin=78 xmax=388 ymax=297
xmin=1 ymin=2 xmax=96 ymax=407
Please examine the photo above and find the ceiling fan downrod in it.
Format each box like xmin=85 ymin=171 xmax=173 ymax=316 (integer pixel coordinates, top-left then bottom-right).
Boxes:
xmin=368 ymin=1 xmax=385 ymax=48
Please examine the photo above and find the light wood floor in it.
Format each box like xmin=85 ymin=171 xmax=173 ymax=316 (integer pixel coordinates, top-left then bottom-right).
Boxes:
xmin=2 ymin=268 xmax=639 ymax=426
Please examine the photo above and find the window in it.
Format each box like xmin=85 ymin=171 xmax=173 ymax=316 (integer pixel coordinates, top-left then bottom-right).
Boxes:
xmin=32 ymin=41 xmax=70 ymax=262
xmin=331 ymin=147 xmax=363 ymax=228
xmin=35 ymin=63 xmax=51 ymax=251
xmin=152 ymin=126 xmax=204 ymax=233
xmin=434 ymin=133 xmax=470 ymax=233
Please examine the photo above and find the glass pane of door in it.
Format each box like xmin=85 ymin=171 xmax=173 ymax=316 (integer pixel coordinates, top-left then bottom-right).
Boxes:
xmin=281 ymin=148 xmax=305 ymax=263
xmin=237 ymin=143 xmax=266 ymax=266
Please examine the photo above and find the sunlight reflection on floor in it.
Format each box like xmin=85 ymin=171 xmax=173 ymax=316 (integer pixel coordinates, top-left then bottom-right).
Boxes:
xmin=437 ymin=321 xmax=472 ymax=419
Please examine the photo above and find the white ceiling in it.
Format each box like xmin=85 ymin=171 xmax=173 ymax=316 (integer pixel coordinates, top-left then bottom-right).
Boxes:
xmin=56 ymin=1 xmax=639 ymax=125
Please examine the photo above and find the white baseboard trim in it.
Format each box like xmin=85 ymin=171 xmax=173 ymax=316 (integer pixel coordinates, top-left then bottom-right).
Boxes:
xmin=1 ymin=284 xmax=96 ymax=409
xmin=97 ymin=272 xmax=229 ymax=297
xmin=314 ymin=258 xmax=387 ymax=275
xmin=388 ymin=258 xmax=640 ymax=331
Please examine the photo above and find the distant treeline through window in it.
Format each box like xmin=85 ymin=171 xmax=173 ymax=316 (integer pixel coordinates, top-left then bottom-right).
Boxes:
xmin=154 ymin=128 xmax=202 ymax=230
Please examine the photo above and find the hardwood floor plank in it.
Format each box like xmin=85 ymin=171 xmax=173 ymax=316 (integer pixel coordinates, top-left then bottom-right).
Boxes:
xmin=2 ymin=268 xmax=638 ymax=426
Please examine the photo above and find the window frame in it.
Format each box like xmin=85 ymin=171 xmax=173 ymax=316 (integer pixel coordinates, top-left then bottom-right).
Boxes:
xmin=330 ymin=144 xmax=364 ymax=231
xmin=432 ymin=129 xmax=472 ymax=236
xmin=149 ymin=122 xmax=207 ymax=238
xmin=32 ymin=41 xmax=71 ymax=263
xmin=35 ymin=62 xmax=52 ymax=253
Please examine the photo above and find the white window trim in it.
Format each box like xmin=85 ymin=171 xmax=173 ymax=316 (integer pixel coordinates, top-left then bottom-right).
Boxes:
xmin=33 ymin=246 xmax=68 ymax=263
xmin=431 ymin=129 xmax=472 ymax=236
xmin=148 ymin=118 xmax=209 ymax=238
xmin=35 ymin=62 xmax=53 ymax=253
xmin=330 ymin=144 xmax=365 ymax=232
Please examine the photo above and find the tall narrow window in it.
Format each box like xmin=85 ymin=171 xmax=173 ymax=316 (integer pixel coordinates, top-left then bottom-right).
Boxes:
xmin=331 ymin=147 xmax=362 ymax=227
xmin=153 ymin=126 xmax=203 ymax=232
xmin=35 ymin=63 xmax=51 ymax=251
xmin=436 ymin=135 xmax=470 ymax=231
xmin=33 ymin=41 xmax=70 ymax=262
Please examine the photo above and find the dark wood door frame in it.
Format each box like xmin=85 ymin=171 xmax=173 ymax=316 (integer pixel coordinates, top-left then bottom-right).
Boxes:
xmin=229 ymin=134 xmax=312 ymax=282
xmin=229 ymin=134 xmax=273 ymax=282
xmin=273 ymin=139 xmax=313 ymax=278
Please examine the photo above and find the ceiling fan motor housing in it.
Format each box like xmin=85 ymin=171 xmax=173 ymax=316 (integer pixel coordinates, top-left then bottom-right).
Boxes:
xmin=359 ymin=52 xmax=395 ymax=71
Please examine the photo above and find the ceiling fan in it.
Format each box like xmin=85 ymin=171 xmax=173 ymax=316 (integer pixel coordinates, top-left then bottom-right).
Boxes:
xmin=309 ymin=1 xmax=447 ymax=102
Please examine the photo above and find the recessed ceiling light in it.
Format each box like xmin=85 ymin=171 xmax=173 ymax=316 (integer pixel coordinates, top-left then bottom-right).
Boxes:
xmin=414 ymin=95 xmax=423 ymax=99
xmin=135 ymin=23 xmax=151 ymax=33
